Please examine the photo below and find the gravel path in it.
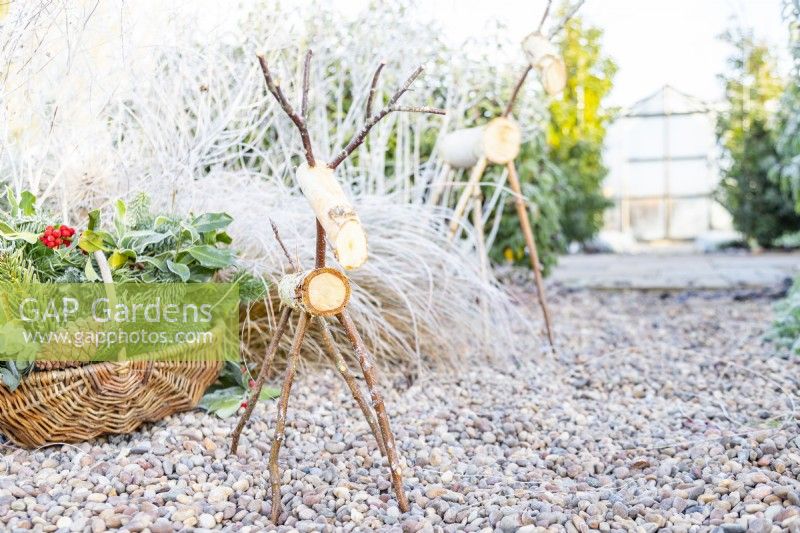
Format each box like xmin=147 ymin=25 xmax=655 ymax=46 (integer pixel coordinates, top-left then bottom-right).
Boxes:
xmin=1 ymin=288 xmax=799 ymax=532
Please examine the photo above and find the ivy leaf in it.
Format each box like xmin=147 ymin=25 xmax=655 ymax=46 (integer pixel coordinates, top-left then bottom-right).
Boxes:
xmin=192 ymin=212 xmax=233 ymax=233
xmin=166 ymin=259 xmax=190 ymax=282
xmin=19 ymin=192 xmax=36 ymax=216
xmin=186 ymin=245 xmax=234 ymax=269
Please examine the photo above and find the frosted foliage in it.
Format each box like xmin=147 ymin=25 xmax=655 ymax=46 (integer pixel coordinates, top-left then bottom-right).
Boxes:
xmin=0 ymin=0 xmax=548 ymax=368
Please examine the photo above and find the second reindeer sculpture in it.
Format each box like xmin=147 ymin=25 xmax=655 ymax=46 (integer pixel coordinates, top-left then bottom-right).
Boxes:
xmin=435 ymin=1 xmax=584 ymax=351
xmin=230 ymin=50 xmax=445 ymax=523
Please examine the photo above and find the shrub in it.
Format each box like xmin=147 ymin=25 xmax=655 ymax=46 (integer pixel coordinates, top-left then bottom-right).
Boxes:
xmin=715 ymin=29 xmax=800 ymax=246
xmin=548 ymin=16 xmax=617 ymax=245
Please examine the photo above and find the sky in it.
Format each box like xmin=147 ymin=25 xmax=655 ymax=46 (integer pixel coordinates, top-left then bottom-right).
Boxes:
xmin=325 ymin=0 xmax=789 ymax=108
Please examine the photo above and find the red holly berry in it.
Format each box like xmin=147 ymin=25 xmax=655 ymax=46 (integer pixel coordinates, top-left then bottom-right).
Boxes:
xmin=39 ymin=224 xmax=76 ymax=249
xmin=240 ymin=401 xmax=248 ymax=409
xmin=248 ymin=379 xmax=256 ymax=389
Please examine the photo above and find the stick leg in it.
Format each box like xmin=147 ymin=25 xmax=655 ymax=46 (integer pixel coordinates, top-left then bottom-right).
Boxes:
xmin=269 ymin=312 xmax=309 ymax=524
xmin=231 ymin=307 xmax=293 ymax=455
xmin=448 ymin=157 xmax=488 ymax=241
xmin=336 ymin=310 xmax=409 ymax=512
xmin=316 ymin=317 xmax=387 ymax=456
xmin=506 ymin=161 xmax=556 ymax=351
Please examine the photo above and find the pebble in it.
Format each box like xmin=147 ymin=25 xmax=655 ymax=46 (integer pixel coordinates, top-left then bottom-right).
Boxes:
xmin=0 ymin=290 xmax=792 ymax=532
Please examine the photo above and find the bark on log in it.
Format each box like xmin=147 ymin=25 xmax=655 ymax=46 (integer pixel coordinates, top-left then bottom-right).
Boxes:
xmin=295 ymin=163 xmax=368 ymax=270
xmin=440 ymin=117 xmax=521 ymax=169
xmin=278 ymin=267 xmax=351 ymax=317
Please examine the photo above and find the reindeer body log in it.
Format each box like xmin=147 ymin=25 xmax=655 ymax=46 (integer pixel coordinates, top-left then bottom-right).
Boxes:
xmin=440 ymin=117 xmax=521 ymax=169
xmin=521 ymin=32 xmax=567 ymax=96
xmin=278 ymin=267 xmax=351 ymax=317
xmin=295 ymin=163 xmax=368 ymax=270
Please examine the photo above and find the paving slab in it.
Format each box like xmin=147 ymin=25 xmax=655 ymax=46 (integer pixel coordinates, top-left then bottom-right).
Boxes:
xmin=550 ymin=252 xmax=800 ymax=290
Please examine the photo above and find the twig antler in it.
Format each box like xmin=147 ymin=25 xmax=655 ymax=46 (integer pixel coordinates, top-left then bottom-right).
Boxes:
xmin=328 ymin=65 xmax=445 ymax=169
xmin=547 ymin=0 xmax=585 ymax=38
xmin=537 ymin=0 xmax=553 ymax=33
xmin=257 ymin=53 xmax=316 ymax=167
xmin=366 ymin=60 xmax=386 ymax=118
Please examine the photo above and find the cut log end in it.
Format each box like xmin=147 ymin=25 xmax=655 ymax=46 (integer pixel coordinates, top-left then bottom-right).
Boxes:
xmin=334 ymin=220 xmax=368 ymax=270
xmin=279 ymin=267 xmax=351 ymax=316
xmin=541 ymin=57 xmax=567 ymax=95
xmin=483 ymin=117 xmax=521 ymax=165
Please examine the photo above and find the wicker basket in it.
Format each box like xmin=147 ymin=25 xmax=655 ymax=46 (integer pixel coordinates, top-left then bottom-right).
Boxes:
xmin=0 ymin=360 xmax=222 ymax=447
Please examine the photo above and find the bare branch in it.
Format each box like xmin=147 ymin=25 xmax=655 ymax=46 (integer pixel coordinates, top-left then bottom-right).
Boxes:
xmin=270 ymin=218 xmax=299 ymax=270
xmin=256 ymin=53 xmax=316 ymax=167
xmin=547 ymin=0 xmax=585 ymax=38
xmin=230 ymin=306 xmax=293 ymax=455
xmin=366 ymin=60 xmax=386 ymax=117
xmin=268 ymin=312 xmax=309 ymax=523
xmin=314 ymin=220 xmax=326 ymax=268
xmin=301 ymin=49 xmax=312 ymax=121
xmin=328 ymin=65 xmax=445 ymax=169
xmin=386 ymin=65 xmax=424 ymax=108
xmin=393 ymin=105 xmax=446 ymax=115
xmin=503 ymin=65 xmax=533 ymax=117
xmin=537 ymin=0 xmax=553 ymax=33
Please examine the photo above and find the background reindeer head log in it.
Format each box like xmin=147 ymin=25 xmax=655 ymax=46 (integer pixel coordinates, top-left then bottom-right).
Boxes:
xmin=256 ymin=50 xmax=445 ymax=270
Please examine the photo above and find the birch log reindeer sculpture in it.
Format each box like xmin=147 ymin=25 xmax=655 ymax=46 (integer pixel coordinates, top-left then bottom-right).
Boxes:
xmin=229 ymin=49 xmax=444 ymax=523
xmin=436 ymin=0 xmax=583 ymax=352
